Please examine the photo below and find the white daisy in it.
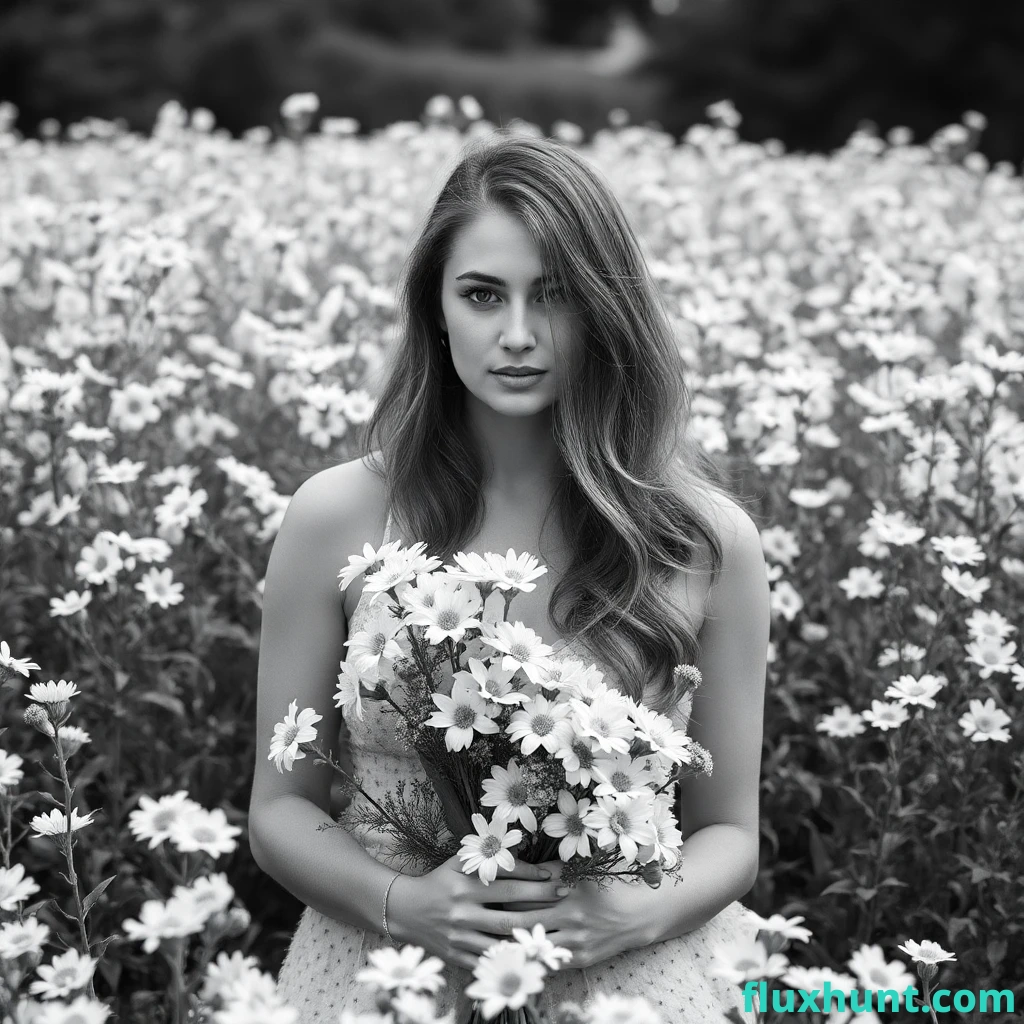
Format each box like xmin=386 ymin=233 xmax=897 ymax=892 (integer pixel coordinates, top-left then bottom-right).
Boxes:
xmin=362 ymin=543 xmax=441 ymax=602
xmin=570 ymin=694 xmax=635 ymax=755
xmin=711 ymin=937 xmax=789 ymax=984
xmin=122 ymin=895 xmax=208 ymax=953
xmin=268 ymin=700 xmax=322 ymax=773
xmin=0 ymin=750 xmax=25 ymax=793
xmin=29 ymin=948 xmax=97 ymax=1000
xmin=28 ymin=679 xmax=80 ymax=704
xmin=0 ymin=917 xmax=50 ymax=959
xmin=464 ymin=943 xmax=545 ymax=1017
xmin=883 ymin=674 xmax=945 ymax=709
xmin=0 ymin=640 xmax=41 ymax=678
xmin=582 ymin=791 xmax=658 ymax=865
xmin=479 ymin=621 xmax=557 ymax=685
xmin=958 ymin=698 xmax=1011 ymax=742
xmin=540 ymin=790 xmax=595 ymax=861
xmin=199 ymin=949 xmax=260 ymax=1003
xmin=897 ymin=938 xmax=956 ymax=965
xmin=405 ymin=582 xmax=483 ymax=646
xmin=33 ymin=995 xmax=111 ymax=1023
xmin=30 ymin=808 xmax=96 ymax=838
xmin=590 ymin=751 xmax=658 ymax=804
xmin=484 ymin=548 xmax=548 ymax=593
xmin=847 ymin=943 xmax=914 ymax=992
xmin=458 ymin=658 xmax=529 ymax=706
xmin=168 ymin=806 xmax=241 ymax=859
xmin=585 ymin=992 xmax=663 ymax=1024
xmin=458 ymin=812 xmax=523 ymax=886
xmin=128 ymin=791 xmax=200 ymax=849
xmin=815 ymin=705 xmax=866 ymax=738
xmin=746 ymin=911 xmax=813 ymax=943
xmin=135 ymin=567 xmax=185 ymax=609
xmin=480 ymin=758 xmax=545 ymax=833
xmin=424 ymin=677 xmax=501 ymax=753
xmin=334 ymin=661 xmax=366 ymax=721
xmin=443 ymin=550 xmax=498 ymax=585
xmin=505 ymin=694 xmax=574 ymax=756
xmin=174 ymin=872 xmax=234 ymax=921
xmin=0 ymin=863 xmax=40 ymax=911
xmin=344 ymin=604 xmax=405 ymax=684
xmin=509 ymin=922 xmax=573 ymax=972
xmin=49 ymin=591 xmax=92 ymax=618
xmin=354 ymin=944 xmax=446 ymax=993
xmin=860 ymin=700 xmax=909 ymax=731
xmin=337 ymin=540 xmax=402 ymax=593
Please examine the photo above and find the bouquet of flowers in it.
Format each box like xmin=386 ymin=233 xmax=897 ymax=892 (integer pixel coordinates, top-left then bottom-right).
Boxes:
xmin=269 ymin=539 xmax=712 ymax=1019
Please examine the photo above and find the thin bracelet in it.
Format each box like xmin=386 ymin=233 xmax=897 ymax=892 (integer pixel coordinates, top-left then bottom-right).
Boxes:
xmin=382 ymin=871 xmax=400 ymax=943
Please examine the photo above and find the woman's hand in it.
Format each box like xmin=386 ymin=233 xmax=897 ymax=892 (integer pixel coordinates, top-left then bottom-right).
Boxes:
xmin=497 ymin=859 xmax=659 ymax=970
xmin=386 ymin=853 xmax=571 ymax=973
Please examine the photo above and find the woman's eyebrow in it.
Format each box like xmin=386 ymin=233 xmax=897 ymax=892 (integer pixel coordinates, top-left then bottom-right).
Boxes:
xmin=455 ymin=271 xmax=549 ymax=286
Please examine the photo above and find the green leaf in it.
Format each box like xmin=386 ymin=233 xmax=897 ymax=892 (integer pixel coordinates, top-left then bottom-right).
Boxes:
xmin=82 ymin=875 xmax=116 ymax=918
xmin=819 ymin=878 xmax=857 ymax=897
xmin=133 ymin=692 xmax=187 ymax=718
xmin=947 ymin=916 xmax=975 ymax=945
xmin=855 ymin=887 xmax=877 ymax=902
xmin=34 ymin=791 xmax=65 ymax=811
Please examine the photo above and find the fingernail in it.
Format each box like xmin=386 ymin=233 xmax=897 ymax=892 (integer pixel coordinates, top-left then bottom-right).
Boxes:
xmin=556 ymin=887 xmax=569 ymax=897
xmin=540 ymin=871 xmax=551 ymax=880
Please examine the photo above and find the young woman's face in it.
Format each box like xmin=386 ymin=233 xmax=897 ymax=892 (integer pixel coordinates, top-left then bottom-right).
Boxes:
xmin=439 ymin=209 xmax=580 ymax=417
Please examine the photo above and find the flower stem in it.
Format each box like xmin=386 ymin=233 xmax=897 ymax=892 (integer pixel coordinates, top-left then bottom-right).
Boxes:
xmin=53 ymin=729 xmax=95 ymax=997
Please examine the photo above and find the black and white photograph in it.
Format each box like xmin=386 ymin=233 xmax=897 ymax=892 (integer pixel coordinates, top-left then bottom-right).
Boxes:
xmin=0 ymin=2 xmax=1021 ymax=1022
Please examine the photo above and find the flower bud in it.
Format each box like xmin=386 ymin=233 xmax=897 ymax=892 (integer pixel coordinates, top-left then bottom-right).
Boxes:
xmin=23 ymin=704 xmax=55 ymax=737
xmin=225 ymin=906 xmax=251 ymax=937
xmin=640 ymin=860 xmax=663 ymax=888
xmin=57 ymin=725 xmax=89 ymax=758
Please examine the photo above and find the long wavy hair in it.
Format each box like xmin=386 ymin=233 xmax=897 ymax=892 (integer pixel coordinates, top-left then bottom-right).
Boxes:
xmin=361 ymin=129 xmax=750 ymax=716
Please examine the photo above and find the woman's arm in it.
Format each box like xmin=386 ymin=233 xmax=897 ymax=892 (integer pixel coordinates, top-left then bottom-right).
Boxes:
xmin=247 ymin=461 xmax=397 ymax=935
xmin=644 ymin=498 xmax=770 ymax=945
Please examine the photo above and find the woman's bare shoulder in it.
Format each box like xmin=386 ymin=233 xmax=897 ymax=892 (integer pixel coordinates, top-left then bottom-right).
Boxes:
xmin=286 ymin=455 xmax=387 ymax=566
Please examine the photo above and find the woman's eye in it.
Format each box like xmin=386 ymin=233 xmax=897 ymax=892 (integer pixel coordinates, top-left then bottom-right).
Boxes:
xmin=461 ymin=288 xmax=564 ymax=305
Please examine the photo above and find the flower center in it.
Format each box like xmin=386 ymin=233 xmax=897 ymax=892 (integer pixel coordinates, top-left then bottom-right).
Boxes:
xmin=610 ymin=770 xmax=631 ymax=791
xmin=438 ymin=610 xmax=460 ymax=630
xmin=372 ymin=633 xmax=387 ymax=656
xmin=571 ymin=741 xmax=594 ymax=768
xmin=509 ymin=642 xmax=530 ymax=662
xmin=193 ymin=827 xmax=216 ymax=843
xmin=282 ymin=724 xmax=300 ymax=747
xmin=567 ymin=814 xmax=584 ymax=836
xmin=531 ymin=714 xmax=554 ymax=736
xmin=499 ymin=971 xmax=522 ymax=996
xmin=152 ymin=810 xmax=177 ymax=831
xmin=481 ymin=835 xmax=502 ymax=857
xmin=453 ymin=706 xmax=476 ymax=729
xmin=506 ymin=782 xmax=528 ymax=805
xmin=609 ymin=810 xmax=629 ymax=835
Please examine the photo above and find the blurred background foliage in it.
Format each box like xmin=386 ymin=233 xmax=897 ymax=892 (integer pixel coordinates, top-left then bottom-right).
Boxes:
xmin=2 ymin=0 xmax=1024 ymax=162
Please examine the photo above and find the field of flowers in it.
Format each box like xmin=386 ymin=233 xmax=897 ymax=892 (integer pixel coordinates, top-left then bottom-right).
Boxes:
xmin=0 ymin=92 xmax=1021 ymax=1021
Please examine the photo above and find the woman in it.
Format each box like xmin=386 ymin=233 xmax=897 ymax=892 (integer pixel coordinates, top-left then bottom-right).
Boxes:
xmin=250 ymin=130 xmax=770 ymax=1022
